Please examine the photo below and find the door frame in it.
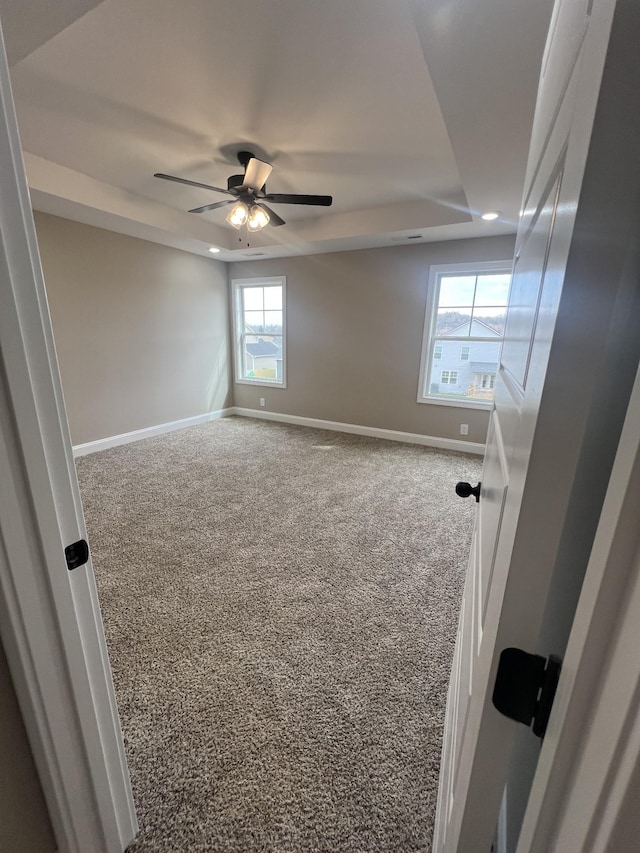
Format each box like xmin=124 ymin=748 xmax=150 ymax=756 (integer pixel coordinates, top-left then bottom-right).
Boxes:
xmin=516 ymin=362 xmax=640 ymax=850
xmin=0 ymin=20 xmax=136 ymax=853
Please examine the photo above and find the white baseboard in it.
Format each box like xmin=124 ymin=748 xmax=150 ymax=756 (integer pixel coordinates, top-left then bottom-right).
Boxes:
xmin=73 ymin=406 xmax=485 ymax=457
xmin=72 ymin=408 xmax=233 ymax=457
xmin=230 ymin=407 xmax=485 ymax=455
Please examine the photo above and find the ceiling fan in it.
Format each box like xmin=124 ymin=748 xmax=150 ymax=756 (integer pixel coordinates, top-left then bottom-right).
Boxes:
xmin=154 ymin=151 xmax=332 ymax=230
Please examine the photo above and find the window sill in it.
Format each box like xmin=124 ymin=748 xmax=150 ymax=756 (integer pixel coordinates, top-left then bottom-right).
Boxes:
xmin=416 ymin=396 xmax=492 ymax=411
xmin=235 ymin=378 xmax=287 ymax=389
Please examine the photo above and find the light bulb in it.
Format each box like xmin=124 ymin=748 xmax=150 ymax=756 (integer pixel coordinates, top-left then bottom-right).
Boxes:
xmin=247 ymin=204 xmax=270 ymax=232
xmin=226 ymin=201 xmax=248 ymax=228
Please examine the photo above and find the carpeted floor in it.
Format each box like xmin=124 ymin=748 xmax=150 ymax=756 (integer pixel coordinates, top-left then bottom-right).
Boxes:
xmin=76 ymin=417 xmax=481 ymax=852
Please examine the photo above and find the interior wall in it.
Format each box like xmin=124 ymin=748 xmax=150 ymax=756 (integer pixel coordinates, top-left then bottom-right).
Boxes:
xmin=34 ymin=212 xmax=232 ymax=446
xmin=0 ymin=637 xmax=56 ymax=852
xmin=231 ymin=235 xmax=516 ymax=445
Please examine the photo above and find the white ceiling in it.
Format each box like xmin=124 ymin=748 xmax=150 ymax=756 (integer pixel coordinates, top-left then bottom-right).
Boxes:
xmin=1 ymin=0 xmax=553 ymax=261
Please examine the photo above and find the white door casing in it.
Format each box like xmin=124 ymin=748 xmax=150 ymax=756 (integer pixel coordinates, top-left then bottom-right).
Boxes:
xmin=0 ymin=17 xmax=137 ymax=853
xmin=518 ymin=355 xmax=640 ymax=851
xmin=433 ymin=0 xmax=627 ymax=849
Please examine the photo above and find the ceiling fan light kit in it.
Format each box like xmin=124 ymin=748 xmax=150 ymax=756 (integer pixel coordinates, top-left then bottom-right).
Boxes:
xmin=247 ymin=204 xmax=270 ymax=232
xmin=226 ymin=201 xmax=249 ymax=229
xmin=154 ymin=150 xmax=333 ymax=231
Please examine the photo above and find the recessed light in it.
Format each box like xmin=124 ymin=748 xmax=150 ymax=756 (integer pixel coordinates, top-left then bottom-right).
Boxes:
xmin=208 ymin=247 xmax=221 ymax=253
xmin=481 ymin=210 xmax=500 ymax=221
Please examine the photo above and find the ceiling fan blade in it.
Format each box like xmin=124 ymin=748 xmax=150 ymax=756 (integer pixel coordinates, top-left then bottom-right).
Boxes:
xmin=241 ymin=158 xmax=273 ymax=190
xmin=154 ymin=172 xmax=233 ymax=195
xmin=189 ymin=199 xmax=235 ymax=214
xmin=257 ymin=203 xmax=285 ymax=227
xmin=262 ymin=193 xmax=333 ymax=206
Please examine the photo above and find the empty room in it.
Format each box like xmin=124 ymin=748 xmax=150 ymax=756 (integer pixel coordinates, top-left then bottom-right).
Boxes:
xmin=2 ymin=1 xmax=640 ymax=853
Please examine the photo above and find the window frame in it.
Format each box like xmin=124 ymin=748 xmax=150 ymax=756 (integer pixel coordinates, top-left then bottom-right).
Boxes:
xmin=440 ymin=370 xmax=459 ymax=385
xmin=416 ymin=260 xmax=512 ymax=409
xmin=231 ymin=276 xmax=287 ymax=388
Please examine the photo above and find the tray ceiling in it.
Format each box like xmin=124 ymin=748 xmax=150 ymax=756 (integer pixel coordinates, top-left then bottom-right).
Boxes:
xmin=2 ymin=0 xmax=553 ymax=260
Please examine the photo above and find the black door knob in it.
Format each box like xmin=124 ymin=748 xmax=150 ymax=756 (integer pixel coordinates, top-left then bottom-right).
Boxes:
xmin=455 ymin=481 xmax=481 ymax=502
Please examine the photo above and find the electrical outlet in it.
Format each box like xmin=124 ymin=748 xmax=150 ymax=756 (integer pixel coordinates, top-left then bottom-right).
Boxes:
xmin=259 ymin=397 xmax=266 ymax=407
xmin=460 ymin=423 xmax=469 ymax=436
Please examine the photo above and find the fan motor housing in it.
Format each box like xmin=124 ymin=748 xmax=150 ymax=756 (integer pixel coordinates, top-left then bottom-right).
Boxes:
xmin=227 ymin=174 xmax=245 ymax=192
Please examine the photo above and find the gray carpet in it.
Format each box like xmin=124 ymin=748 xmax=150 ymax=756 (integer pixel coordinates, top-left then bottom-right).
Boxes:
xmin=76 ymin=416 xmax=481 ymax=852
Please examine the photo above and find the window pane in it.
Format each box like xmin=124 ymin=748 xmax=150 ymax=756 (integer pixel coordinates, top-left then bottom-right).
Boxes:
xmin=474 ymin=274 xmax=511 ymax=307
xmin=244 ymin=310 xmax=264 ymax=331
xmin=264 ymin=310 xmax=282 ymax=331
xmin=234 ymin=278 xmax=285 ymax=386
xmin=436 ymin=308 xmax=472 ymax=336
xmin=243 ymin=287 xmax=264 ymax=311
xmin=438 ymin=276 xmax=476 ymax=307
xmin=263 ymin=286 xmax=282 ymax=310
xmin=472 ymin=306 xmax=506 ymax=335
xmin=420 ymin=265 xmax=510 ymax=404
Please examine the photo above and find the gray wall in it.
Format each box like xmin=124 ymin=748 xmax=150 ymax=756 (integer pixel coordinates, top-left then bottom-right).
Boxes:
xmin=0 ymin=638 xmax=56 ymax=852
xmin=231 ymin=235 xmax=515 ymax=445
xmin=34 ymin=212 xmax=232 ymax=446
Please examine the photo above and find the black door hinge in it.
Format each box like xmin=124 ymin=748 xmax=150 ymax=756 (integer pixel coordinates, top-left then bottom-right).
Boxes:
xmin=492 ymin=647 xmax=561 ymax=739
xmin=65 ymin=539 xmax=89 ymax=571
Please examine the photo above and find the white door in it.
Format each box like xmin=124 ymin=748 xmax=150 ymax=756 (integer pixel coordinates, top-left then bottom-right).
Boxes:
xmin=0 ymin=17 xmax=136 ymax=853
xmin=433 ymin=0 xmax=631 ymax=849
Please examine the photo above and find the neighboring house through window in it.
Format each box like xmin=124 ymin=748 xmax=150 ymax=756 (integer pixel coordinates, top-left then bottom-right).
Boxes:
xmin=232 ymin=277 xmax=286 ymax=387
xmin=417 ymin=261 xmax=512 ymax=406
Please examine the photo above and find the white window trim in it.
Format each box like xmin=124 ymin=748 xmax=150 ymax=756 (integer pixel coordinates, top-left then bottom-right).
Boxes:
xmin=441 ymin=370 xmax=459 ymax=384
xmin=416 ymin=260 xmax=512 ymax=410
xmin=231 ymin=276 xmax=287 ymax=389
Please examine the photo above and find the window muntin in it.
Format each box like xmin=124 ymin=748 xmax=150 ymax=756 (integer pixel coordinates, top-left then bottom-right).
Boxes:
xmin=232 ymin=277 xmax=286 ymax=387
xmin=418 ymin=262 xmax=512 ymax=407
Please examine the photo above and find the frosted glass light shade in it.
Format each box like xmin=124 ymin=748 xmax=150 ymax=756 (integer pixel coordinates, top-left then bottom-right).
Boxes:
xmin=247 ymin=204 xmax=270 ymax=232
xmin=226 ymin=201 xmax=249 ymax=228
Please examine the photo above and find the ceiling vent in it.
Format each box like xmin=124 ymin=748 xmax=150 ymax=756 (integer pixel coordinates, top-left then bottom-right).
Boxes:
xmin=243 ymin=251 xmax=267 ymax=257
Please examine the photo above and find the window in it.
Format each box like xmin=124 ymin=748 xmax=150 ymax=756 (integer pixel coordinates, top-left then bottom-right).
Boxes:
xmin=417 ymin=261 xmax=512 ymax=407
xmin=232 ymin=277 xmax=286 ymax=387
